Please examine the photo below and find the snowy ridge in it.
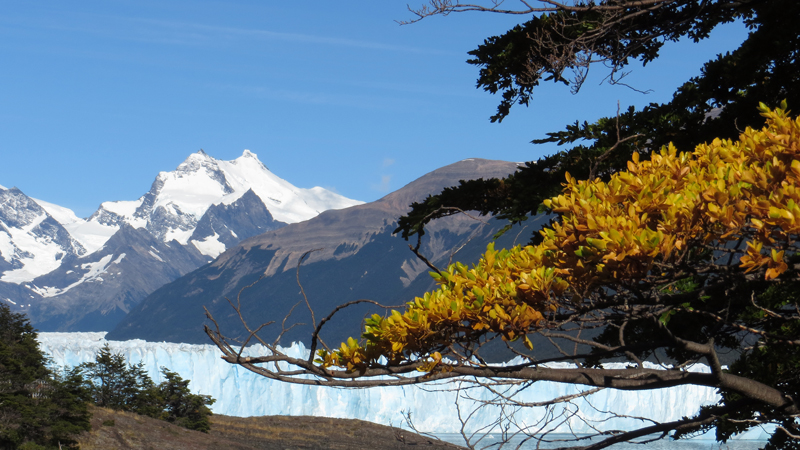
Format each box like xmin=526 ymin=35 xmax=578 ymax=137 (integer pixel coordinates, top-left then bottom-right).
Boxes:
xmin=0 ymin=187 xmax=86 ymax=283
xmin=0 ymin=150 xmax=362 ymax=332
xmin=33 ymin=197 xmax=117 ymax=255
xmin=86 ymin=149 xmax=362 ymax=253
xmin=39 ymin=333 xmax=770 ymax=440
xmin=32 ymin=198 xmax=82 ymax=227
xmin=2 ymin=149 xmax=362 ymax=282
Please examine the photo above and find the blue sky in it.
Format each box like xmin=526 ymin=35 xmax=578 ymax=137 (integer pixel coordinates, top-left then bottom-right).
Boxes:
xmin=0 ymin=1 xmax=748 ymax=218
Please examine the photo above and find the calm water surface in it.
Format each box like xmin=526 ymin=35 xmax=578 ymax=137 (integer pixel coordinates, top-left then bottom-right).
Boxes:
xmin=434 ymin=433 xmax=767 ymax=449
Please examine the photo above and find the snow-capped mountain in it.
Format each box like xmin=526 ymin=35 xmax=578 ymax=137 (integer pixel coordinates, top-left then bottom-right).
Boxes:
xmin=109 ymin=159 xmax=525 ymax=346
xmin=0 ymin=150 xmax=363 ymax=332
xmin=86 ymin=149 xmax=361 ymax=255
xmin=0 ymin=186 xmax=86 ymax=283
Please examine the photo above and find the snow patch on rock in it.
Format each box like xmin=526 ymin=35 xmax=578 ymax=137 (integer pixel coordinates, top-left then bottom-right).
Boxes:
xmin=31 ymin=254 xmax=117 ymax=297
xmin=191 ymin=233 xmax=226 ymax=258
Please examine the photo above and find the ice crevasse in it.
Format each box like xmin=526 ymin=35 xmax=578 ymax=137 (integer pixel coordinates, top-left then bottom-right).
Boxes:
xmin=38 ymin=332 xmax=770 ymax=440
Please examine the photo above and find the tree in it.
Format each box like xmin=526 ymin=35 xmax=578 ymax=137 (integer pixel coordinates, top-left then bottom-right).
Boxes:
xmin=76 ymin=346 xmax=215 ymax=432
xmin=395 ymin=0 xmax=800 ymax=243
xmin=0 ymin=304 xmax=90 ymax=450
xmin=403 ymin=0 xmax=762 ymax=121
xmin=77 ymin=344 xmax=156 ymax=412
xmin=207 ymin=106 xmax=800 ymax=448
xmin=206 ymin=1 xmax=799 ymax=447
xmin=155 ymin=368 xmax=215 ymax=433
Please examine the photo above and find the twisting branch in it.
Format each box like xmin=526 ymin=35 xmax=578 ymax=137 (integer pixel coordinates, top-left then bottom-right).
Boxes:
xmin=399 ymin=0 xmax=689 ymax=24
xmin=408 ymin=206 xmax=491 ymax=276
xmin=307 ymin=298 xmax=406 ymax=364
xmin=297 ymin=248 xmax=323 ymax=331
xmin=588 ymin=102 xmax=643 ymax=180
xmin=400 ymin=0 xmax=756 ymax=121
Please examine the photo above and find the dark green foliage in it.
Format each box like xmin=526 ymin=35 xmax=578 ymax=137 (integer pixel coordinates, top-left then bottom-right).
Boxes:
xmin=617 ymin=273 xmax=800 ymax=447
xmin=76 ymin=344 xmax=155 ymax=411
xmin=468 ymin=0 xmax=766 ymax=123
xmin=396 ymin=0 xmax=800 ymax=245
xmin=76 ymin=346 xmax=215 ymax=432
xmin=0 ymin=304 xmax=91 ymax=450
xmin=712 ymin=280 xmax=800 ymax=447
xmin=155 ymin=368 xmax=215 ymax=432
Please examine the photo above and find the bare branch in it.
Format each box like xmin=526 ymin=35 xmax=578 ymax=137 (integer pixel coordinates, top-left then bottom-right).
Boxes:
xmin=296 ymin=248 xmax=323 ymax=331
xmin=307 ymin=298 xmax=406 ymax=364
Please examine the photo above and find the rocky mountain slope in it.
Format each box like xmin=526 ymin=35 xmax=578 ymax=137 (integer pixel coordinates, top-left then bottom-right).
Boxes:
xmin=0 ymin=186 xmax=87 ymax=283
xmin=0 ymin=151 xmax=361 ymax=332
xmin=108 ymin=159 xmax=536 ymax=347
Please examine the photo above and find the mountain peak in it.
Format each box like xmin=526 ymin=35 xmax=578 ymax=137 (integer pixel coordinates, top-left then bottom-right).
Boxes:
xmin=181 ymin=150 xmax=216 ymax=166
xmin=85 ymin=149 xmax=362 ymax=248
xmin=186 ymin=149 xmax=211 ymax=161
xmin=175 ymin=151 xmax=225 ymax=182
xmin=230 ymin=150 xmax=270 ymax=174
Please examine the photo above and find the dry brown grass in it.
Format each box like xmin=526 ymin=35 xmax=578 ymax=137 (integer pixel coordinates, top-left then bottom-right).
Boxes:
xmin=210 ymin=414 xmax=463 ymax=449
xmin=76 ymin=406 xmax=252 ymax=450
xmin=76 ymin=406 xmax=463 ymax=450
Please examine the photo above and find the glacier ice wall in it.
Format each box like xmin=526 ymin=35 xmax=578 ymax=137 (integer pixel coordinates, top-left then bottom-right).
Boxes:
xmin=38 ymin=332 xmax=770 ymax=440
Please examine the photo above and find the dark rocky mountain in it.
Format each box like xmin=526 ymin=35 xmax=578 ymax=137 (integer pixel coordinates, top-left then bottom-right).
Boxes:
xmin=107 ymin=159 xmax=541 ymax=348
xmin=189 ymin=188 xmax=287 ymax=251
xmin=0 ymin=186 xmax=291 ymax=333
xmin=23 ymin=224 xmax=209 ymax=331
xmin=16 ymin=189 xmax=290 ymax=332
xmin=1 ymin=151 xmax=349 ymax=332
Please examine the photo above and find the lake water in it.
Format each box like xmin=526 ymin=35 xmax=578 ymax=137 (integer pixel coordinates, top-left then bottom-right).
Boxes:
xmin=434 ymin=433 xmax=767 ymax=449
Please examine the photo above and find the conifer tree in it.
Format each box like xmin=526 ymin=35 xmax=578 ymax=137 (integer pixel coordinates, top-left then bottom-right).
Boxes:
xmin=156 ymin=368 xmax=215 ymax=432
xmin=77 ymin=344 xmax=154 ymax=411
xmin=0 ymin=304 xmax=90 ymax=450
xmin=77 ymin=346 xmax=215 ymax=432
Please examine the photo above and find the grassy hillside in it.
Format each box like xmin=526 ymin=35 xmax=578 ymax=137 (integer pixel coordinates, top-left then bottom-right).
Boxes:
xmin=77 ymin=406 xmax=462 ymax=450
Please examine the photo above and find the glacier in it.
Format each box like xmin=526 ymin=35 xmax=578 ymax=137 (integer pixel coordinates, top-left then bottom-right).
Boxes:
xmin=38 ymin=332 xmax=771 ymax=441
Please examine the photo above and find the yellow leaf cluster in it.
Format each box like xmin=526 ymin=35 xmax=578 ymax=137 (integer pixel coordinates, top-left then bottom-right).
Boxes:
xmin=317 ymin=243 xmax=566 ymax=369
xmin=321 ymin=104 xmax=800 ymax=371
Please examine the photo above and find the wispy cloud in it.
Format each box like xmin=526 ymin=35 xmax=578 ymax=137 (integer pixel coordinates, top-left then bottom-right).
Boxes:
xmin=372 ymin=159 xmax=397 ymax=192
xmin=178 ymin=21 xmax=448 ymax=54
xmin=332 ymin=79 xmax=479 ymax=99
xmin=107 ymin=16 xmax=451 ymax=55
xmin=371 ymin=175 xmax=392 ymax=193
xmin=210 ymin=83 xmax=441 ymax=111
xmin=0 ymin=13 xmax=451 ymax=55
